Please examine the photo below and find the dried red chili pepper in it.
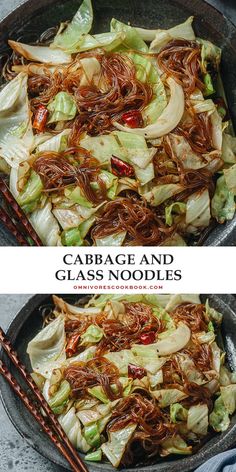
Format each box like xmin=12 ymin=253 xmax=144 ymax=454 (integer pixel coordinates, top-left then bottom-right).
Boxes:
xmin=121 ymin=110 xmax=143 ymax=128
xmin=140 ymin=332 xmax=156 ymax=345
xmin=66 ymin=333 xmax=80 ymax=358
xmin=33 ymin=105 xmax=49 ymax=132
xmin=111 ymin=155 xmax=135 ymax=178
xmin=128 ymin=364 xmax=146 ymax=379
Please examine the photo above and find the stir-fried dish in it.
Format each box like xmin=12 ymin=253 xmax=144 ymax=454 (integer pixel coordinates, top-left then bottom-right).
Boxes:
xmin=0 ymin=0 xmax=236 ymax=246
xmin=27 ymin=294 xmax=236 ymax=467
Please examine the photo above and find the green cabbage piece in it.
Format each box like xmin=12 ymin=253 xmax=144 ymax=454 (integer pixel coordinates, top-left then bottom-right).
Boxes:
xmin=198 ymin=38 xmax=221 ymax=73
xmin=17 ymin=171 xmax=43 ymax=208
xmin=65 ymin=186 xmax=93 ymax=208
xmin=224 ymin=164 xmax=236 ymax=195
xmin=58 ymin=406 xmax=90 ymax=451
xmin=165 ymin=202 xmax=186 ymax=226
xmin=52 ymin=0 xmax=93 ymax=52
xmin=61 ymin=227 xmax=83 ymax=246
xmin=153 ymin=389 xmax=187 ymax=407
xmin=211 ymin=175 xmax=235 ymax=223
xmin=83 ymin=422 xmax=101 ymax=448
xmin=101 ymin=424 xmax=137 ymax=467
xmin=110 ymin=18 xmax=148 ymax=52
xmin=150 ymin=17 xmax=195 ymax=53
xmin=94 ymin=231 xmax=127 ymax=247
xmin=48 ymin=380 xmax=71 ymax=412
xmin=209 ymin=396 xmax=230 ymax=432
xmin=187 ymin=404 xmax=208 ymax=435
xmin=75 ymin=32 xmax=125 ymax=53
xmin=88 ymin=386 xmax=110 ymax=404
xmin=186 ymin=189 xmax=211 ymax=228
xmin=203 ymin=73 xmax=215 ymax=97
xmin=27 ymin=315 xmax=66 ymax=378
xmin=37 ymin=129 xmax=70 ymax=153
xmin=161 ymin=435 xmax=192 ymax=456
xmin=221 ymin=384 xmax=236 ymax=414
xmin=205 ymin=299 xmax=223 ymax=325
xmin=47 ymin=92 xmax=77 ymax=123
xmin=222 ymin=133 xmax=236 ymax=164
xmin=81 ymin=324 xmax=104 ymax=345
xmin=85 ymin=449 xmax=102 ymax=462
xmin=170 ymin=403 xmax=188 ymax=423
xmin=144 ymin=184 xmax=184 ymax=206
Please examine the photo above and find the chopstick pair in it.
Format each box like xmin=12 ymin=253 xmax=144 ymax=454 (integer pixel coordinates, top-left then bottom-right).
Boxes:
xmin=0 ymin=327 xmax=89 ymax=472
xmin=0 ymin=176 xmax=43 ymax=246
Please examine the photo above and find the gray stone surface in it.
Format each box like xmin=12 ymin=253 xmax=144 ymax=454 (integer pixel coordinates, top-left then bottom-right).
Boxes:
xmin=0 ymin=295 xmax=63 ymax=472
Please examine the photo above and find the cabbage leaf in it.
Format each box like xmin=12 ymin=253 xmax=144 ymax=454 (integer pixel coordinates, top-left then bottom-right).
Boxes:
xmin=211 ymin=176 xmax=235 ymax=223
xmin=101 ymin=424 xmax=137 ymax=467
xmin=47 ymin=92 xmax=77 ymax=123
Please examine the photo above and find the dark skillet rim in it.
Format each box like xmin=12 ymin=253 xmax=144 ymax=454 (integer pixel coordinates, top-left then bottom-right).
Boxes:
xmin=1 ymin=294 xmax=236 ymax=471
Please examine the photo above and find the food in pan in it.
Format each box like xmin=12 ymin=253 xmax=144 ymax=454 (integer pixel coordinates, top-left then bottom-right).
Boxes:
xmin=0 ymin=0 xmax=235 ymax=246
xmin=27 ymin=294 xmax=236 ymax=467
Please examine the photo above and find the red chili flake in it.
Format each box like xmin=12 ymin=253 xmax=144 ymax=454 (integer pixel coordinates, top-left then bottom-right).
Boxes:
xmin=140 ymin=331 xmax=156 ymax=345
xmin=66 ymin=333 xmax=80 ymax=358
xmin=128 ymin=363 xmax=146 ymax=379
xmin=111 ymin=155 xmax=135 ymax=177
xmin=121 ymin=110 xmax=143 ymax=128
xmin=33 ymin=105 xmax=49 ymax=132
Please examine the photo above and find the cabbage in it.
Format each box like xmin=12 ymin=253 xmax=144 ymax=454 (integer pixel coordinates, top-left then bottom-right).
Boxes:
xmin=30 ymin=202 xmax=61 ymax=246
xmin=203 ymin=73 xmax=215 ymax=97
xmin=211 ymin=342 xmax=221 ymax=373
xmin=160 ymin=435 xmax=192 ymax=456
xmin=205 ymin=299 xmax=223 ymax=325
xmin=153 ymin=389 xmax=187 ymax=407
xmin=17 ymin=171 xmax=43 ymax=209
xmin=47 ymin=92 xmax=77 ymax=123
xmin=198 ymin=38 xmax=221 ymax=73
xmin=68 ymin=346 xmax=96 ymax=365
xmin=80 ymin=57 xmax=101 ymax=86
xmin=8 ymin=40 xmax=71 ymax=64
xmin=162 ymin=233 xmax=187 ymax=246
xmin=114 ymin=77 xmax=185 ymax=139
xmin=85 ymin=449 xmax=102 ymax=462
xmin=149 ymin=17 xmax=195 ymax=53
xmin=53 ymin=295 xmax=101 ymax=316
xmin=220 ymin=366 xmax=236 ymax=386
xmin=221 ymin=384 xmax=236 ymax=414
xmin=211 ymin=175 xmax=235 ymax=223
xmin=81 ymin=325 xmax=104 ymax=345
xmin=224 ymin=164 xmax=236 ymax=195
xmin=144 ymin=183 xmax=184 ymax=206
xmin=88 ymin=386 xmax=110 ymax=404
xmin=170 ymin=403 xmax=188 ymax=423
xmin=187 ymin=404 xmax=208 ymax=435
xmin=186 ymin=189 xmax=211 ymax=229
xmin=52 ymin=0 xmax=93 ymax=52
xmin=0 ymin=73 xmax=33 ymax=168
xmin=58 ymin=407 xmax=90 ymax=452
xmin=222 ymin=133 xmax=236 ymax=164
xmin=37 ymin=129 xmax=70 ymax=153
xmin=27 ymin=315 xmax=66 ymax=378
xmin=75 ymin=32 xmax=125 ymax=53
xmin=209 ymin=396 xmax=230 ymax=432
xmin=211 ymin=110 xmax=222 ymax=151
xmin=168 ymin=134 xmax=207 ymax=170
xmin=148 ymin=370 xmax=163 ymax=387
xmin=84 ymin=422 xmax=101 ymax=448
xmin=104 ymin=349 xmax=136 ymax=375
xmin=165 ymin=294 xmax=200 ymax=311
xmin=110 ymin=18 xmax=148 ymax=52
xmin=61 ymin=227 xmax=83 ymax=246
xmin=165 ymin=202 xmax=186 ymax=226
xmin=65 ymin=186 xmax=93 ymax=208
xmin=95 ymin=232 xmax=127 ymax=247
xmin=177 ymin=354 xmax=203 ymax=385
xmin=101 ymin=424 xmax=137 ymax=467
xmin=48 ymin=380 xmax=71 ymax=413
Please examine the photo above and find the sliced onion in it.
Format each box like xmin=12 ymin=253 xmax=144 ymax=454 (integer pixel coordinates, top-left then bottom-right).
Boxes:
xmin=155 ymin=322 xmax=191 ymax=355
xmin=8 ymin=40 xmax=72 ymax=64
xmin=113 ymin=77 xmax=185 ymax=139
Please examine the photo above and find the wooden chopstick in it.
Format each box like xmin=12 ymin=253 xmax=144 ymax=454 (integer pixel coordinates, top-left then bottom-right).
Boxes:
xmin=0 ymin=177 xmax=43 ymax=246
xmin=0 ymin=360 xmax=83 ymax=472
xmin=0 ymin=328 xmax=89 ymax=472
xmin=0 ymin=207 xmax=30 ymax=245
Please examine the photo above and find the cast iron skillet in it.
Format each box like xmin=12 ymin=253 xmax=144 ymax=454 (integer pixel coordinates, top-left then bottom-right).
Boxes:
xmin=1 ymin=294 xmax=236 ymax=471
xmin=0 ymin=0 xmax=236 ymax=246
